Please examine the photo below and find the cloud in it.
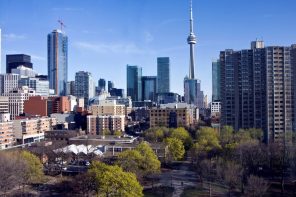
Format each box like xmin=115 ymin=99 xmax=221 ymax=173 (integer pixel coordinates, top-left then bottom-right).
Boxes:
xmin=52 ymin=7 xmax=84 ymax=12
xmin=73 ymin=41 xmax=152 ymax=55
xmin=144 ymin=31 xmax=154 ymax=43
xmin=3 ymin=33 xmax=26 ymax=40
xmin=31 ymin=55 xmax=46 ymax=61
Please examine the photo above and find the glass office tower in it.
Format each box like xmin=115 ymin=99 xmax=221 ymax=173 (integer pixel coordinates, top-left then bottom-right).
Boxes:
xmin=157 ymin=57 xmax=170 ymax=93
xmin=142 ymin=76 xmax=157 ymax=102
xmin=47 ymin=29 xmax=68 ymax=96
xmin=127 ymin=65 xmax=142 ymax=102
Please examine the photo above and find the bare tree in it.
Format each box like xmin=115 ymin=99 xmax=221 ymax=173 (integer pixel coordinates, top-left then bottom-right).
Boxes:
xmin=245 ymin=175 xmax=269 ymax=197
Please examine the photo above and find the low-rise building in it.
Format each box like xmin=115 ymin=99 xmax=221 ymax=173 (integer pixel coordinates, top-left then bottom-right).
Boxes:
xmin=150 ymin=103 xmax=199 ymax=128
xmin=13 ymin=117 xmax=56 ymax=144
xmin=0 ymin=113 xmax=15 ymax=149
xmin=87 ymin=115 xmax=125 ymax=135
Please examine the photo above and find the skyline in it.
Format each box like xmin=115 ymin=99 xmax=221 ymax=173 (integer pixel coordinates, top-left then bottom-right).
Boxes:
xmin=1 ymin=0 xmax=296 ymax=99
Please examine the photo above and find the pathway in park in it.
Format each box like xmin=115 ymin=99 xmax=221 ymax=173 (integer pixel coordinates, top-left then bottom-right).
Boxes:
xmin=159 ymin=162 xmax=199 ymax=197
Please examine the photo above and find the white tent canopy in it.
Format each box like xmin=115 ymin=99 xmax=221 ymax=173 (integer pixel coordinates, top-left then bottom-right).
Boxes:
xmin=54 ymin=144 xmax=103 ymax=156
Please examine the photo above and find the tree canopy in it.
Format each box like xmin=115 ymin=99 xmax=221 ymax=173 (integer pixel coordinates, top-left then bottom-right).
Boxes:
xmin=88 ymin=161 xmax=143 ymax=197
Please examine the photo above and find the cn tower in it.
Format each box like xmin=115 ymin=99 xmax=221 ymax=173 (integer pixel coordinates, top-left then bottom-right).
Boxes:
xmin=187 ymin=0 xmax=196 ymax=79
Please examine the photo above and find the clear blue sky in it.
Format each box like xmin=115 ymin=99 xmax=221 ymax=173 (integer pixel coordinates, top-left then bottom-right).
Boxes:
xmin=1 ymin=0 xmax=296 ymax=100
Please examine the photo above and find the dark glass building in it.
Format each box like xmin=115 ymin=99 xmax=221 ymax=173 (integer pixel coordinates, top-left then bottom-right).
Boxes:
xmin=127 ymin=65 xmax=142 ymax=102
xmin=110 ymin=88 xmax=124 ymax=97
xmin=98 ymin=78 xmax=106 ymax=92
xmin=108 ymin=81 xmax=114 ymax=92
xmin=142 ymin=76 xmax=157 ymax=102
xmin=157 ymin=57 xmax=170 ymax=93
xmin=6 ymin=54 xmax=33 ymax=73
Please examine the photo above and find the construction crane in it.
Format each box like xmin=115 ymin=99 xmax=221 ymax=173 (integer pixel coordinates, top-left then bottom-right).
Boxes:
xmin=58 ymin=20 xmax=66 ymax=31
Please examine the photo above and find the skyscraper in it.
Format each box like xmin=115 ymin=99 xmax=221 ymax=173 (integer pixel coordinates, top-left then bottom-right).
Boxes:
xmin=212 ymin=60 xmax=221 ymax=102
xmin=98 ymin=78 xmax=106 ymax=92
xmin=219 ymin=41 xmax=296 ymax=143
xmin=157 ymin=57 xmax=170 ymax=93
xmin=108 ymin=81 xmax=114 ymax=92
xmin=6 ymin=54 xmax=33 ymax=73
xmin=127 ymin=65 xmax=142 ymax=102
xmin=184 ymin=0 xmax=204 ymax=108
xmin=47 ymin=29 xmax=68 ymax=96
xmin=75 ymin=71 xmax=94 ymax=107
xmin=142 ymin=76 xmax=157 ymax=102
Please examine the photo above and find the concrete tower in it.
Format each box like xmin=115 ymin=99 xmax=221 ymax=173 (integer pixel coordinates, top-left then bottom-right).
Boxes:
xmin=187 ymin=0 xmax=196 ymax=79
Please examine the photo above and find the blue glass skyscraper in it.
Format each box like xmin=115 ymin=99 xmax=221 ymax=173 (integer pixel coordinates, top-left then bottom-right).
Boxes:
xmin=47 ymin=29 xmax=68 ymax=96
xmin=127 ymin=65 xmax=142 ymax=101
xmin=157 ymin=57 xmax=170 ymax=93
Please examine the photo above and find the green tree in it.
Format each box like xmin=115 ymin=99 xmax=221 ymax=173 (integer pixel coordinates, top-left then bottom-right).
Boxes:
xmin=170 ymin=127 xmax=193 ymax=150
xmin=20 ymin=150 xmax=44 ymax=184
xmin=220 ymin=125 xmax=234 ymax=145
xmin=194 ymin=127 xmax=221 ymax=155
xmin=88 ymin=161 xmax=143 ymax=197
xmin=135 ymin=142 xmax=161 ymax=175
xmin=165 ymin=137 xmax=185 ymax=161
xmin=117 ymin=150 xmax=143 ymax=175
xmin=114 ymin=130 xmax=122 ymax=137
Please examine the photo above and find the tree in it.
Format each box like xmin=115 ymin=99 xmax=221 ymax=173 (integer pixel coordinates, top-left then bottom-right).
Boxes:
xmin=117 ymin=150 xmax=143 ymax=176
xmin=165 ymin=137 xmax=185 ymax=161
xmin=114 ymin=130 xmax=122 ymax=137
xmin=135 ymin=142 xmax=161 ymax=175
xmin=191 ymin=127 xmax=221 ymax=161
xmin=170 ymin=127 xmax=193 ymax=150
xmin=20 ymin=150 xmax=44 ymax=184
xmin=220 ymin=125 xmax=234 ymax=145
xmin=88 ymin=161 xmax=143 ymax=197
xmin=217 ymin=161 xmax=242 ymax=196
xmin=246 ymin=175 xmax=269 ymax=197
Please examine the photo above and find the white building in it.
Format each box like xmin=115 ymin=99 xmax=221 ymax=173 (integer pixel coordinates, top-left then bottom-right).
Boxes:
xmin=0 ymin=96 xmax=9 ymax=113
xmin=11 ymin=65 xmax=37 ymax=78
xmin=210 ymin=102 xmax=221 ymax=115
xmin=0 ymin=73 xmax=20 ymax=94
xmin=3 ymin=87 xmax=35 ymax=120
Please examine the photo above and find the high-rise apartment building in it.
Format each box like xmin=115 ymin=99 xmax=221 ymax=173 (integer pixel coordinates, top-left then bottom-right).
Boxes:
xmin=0 ymin=73 xmax=20 ymax=94
xmin=157 ymin=57 xmax=170 ymax=93
xmin=212 ymin=60 xmax=221 ymax=101
xmin=75 ymin=71 xmax=94 ymax=106
xmin=6 ymin=54 xmax=33 ymax=74
xmin=0 ymin=96 xmax=9 ymax=113
xmin=142 ymin=76 xmax=157 ymax=102
xmin=127 ymin=65 xmax=142 ymax=102
xmin=47 ymin=29 xmax=68 ymax=96
xmin=219 ymin=41 xmax=296 ymax=143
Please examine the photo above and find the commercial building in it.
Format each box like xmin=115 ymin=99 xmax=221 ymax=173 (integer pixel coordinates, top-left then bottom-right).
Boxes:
xmin=47 ymin=29 xmax=68 ymax=96
xmin=107 ymin=81 xmax=114 ymax=93
xmin=75 ymin=71 xmax=95 ymax=107
xmin=219 ymin=41 xmax=296 ymax=143
xmin=11 ymin=65 xmax=37 ymax=77
xmin=0 ymin=96 xmax=9 ymax=113
xmin=66 ymin=81 xmax=75 ymax=96
xmin=87 ymin=115 xmax=125 ymax=135
xmin=3 ymin=87 xmax=35 ymax=120
xmin=157 ymin=92 xmax=181 ymax=104
xmin=109 ymin=88 xmax=124 ymax=97
xmin=98 ymin=78 xmax=106 ymax=93
xmin=150 ymin=103 xmax=199 ymax=128
xmin=157 ymin=57 xmax=170 ymax=93
xmin=127 ymin=65 xmax=142 ymax=102
xmin=0 ymin=73 xmax=20 ymax=94
xmin=142 ymin=76 xmax=157 ymax=102
xmin=212 ymin=60 xmax=221 ymax=101
xmin=6 ymin=54 xmax=33 ymax=73
xmin=19 ymin=77 xmax=49 ymax=96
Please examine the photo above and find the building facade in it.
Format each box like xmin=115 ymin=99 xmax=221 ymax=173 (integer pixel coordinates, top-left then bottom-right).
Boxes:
xmin=127 ymin=65 xmax=142 ymax=102
xmin=212 ymin=60 xmax=221 ymax=101
xmin=6 ymin=54 xmax=32 ymax=74
xmin=47 ymin=29 xmax=68 ymax=96
xmin=75 ymin=71 xmax=94 ymax=107
xmin=219 ymin=41 xmax=296 ymax=143
xmin=87 ymin=115 xmax=125 ymax=135
xmin=157 ymin=57 xmax=170 ymax=93
xmin=142 ymin=76 xmax=157 ymax=102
